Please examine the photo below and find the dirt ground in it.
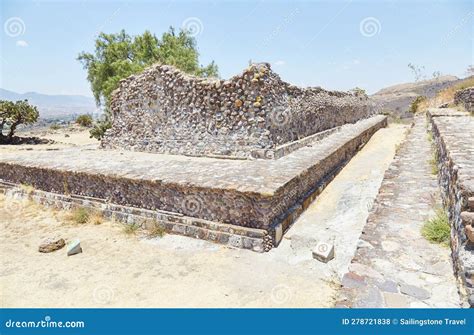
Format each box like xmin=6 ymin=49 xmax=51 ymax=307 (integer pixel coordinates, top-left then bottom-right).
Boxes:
xmin=0 ymin=196 xmax=336 ymax=307
xmin=0 ymin=124 xmax=408 ymax=308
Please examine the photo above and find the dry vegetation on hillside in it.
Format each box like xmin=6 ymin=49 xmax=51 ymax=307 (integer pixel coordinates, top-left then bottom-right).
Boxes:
xmin=416 ymin=76 xmax=474 ymax=113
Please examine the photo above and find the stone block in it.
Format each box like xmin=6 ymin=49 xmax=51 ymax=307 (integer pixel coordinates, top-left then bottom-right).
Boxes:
xmin=38 ymin=238 xmax=65 ymax=253
xmin=312 ymin=241 xmax=335 ymax=263
xmin=273 ymin=223 xmax=283 ymax=247
xmin=399 ymin=283 xmax=431 ymax=300
xmin=468 ymin=197 xmax=474 ymax=211
xmin=461 ymin=212 xmax=474 ymax=226
xmin=67 ymin=239 xmax=82 ymax=256
xmin=383 ymin=292 xmax=409 ymax=308
xmin=465 ymin=225 xmax=474 ymax=243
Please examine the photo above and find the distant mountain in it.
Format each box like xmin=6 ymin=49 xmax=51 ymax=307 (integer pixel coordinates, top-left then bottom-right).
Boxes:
xmin=0 ymin=88 xmax=100 ymax=119
xmin=371 ymin=75 xmax=460 ymax=117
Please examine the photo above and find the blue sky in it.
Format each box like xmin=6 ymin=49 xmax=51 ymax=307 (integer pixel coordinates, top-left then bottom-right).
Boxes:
xmin=1 ymin=0 xmax=472 ymax=97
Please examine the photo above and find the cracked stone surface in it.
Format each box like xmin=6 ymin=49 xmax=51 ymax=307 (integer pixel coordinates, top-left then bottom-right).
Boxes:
xmin=338 ymin=116 xmax=461 ymax=308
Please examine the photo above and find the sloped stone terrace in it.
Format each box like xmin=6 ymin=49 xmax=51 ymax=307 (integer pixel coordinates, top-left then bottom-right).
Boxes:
xmin=0 ymin=116 xmax=386 ymax=249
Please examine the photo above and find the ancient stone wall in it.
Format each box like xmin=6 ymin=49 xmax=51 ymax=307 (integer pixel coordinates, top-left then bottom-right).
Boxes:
xmin=101 ymin=63 xmax=373 ymax=159
xmin=454 ymin=87 xmax=474 ymax=113
xmin=428 ymin=110 xmax=474 ymax=307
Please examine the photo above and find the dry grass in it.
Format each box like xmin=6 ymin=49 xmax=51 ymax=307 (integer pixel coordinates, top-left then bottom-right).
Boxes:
xmin=90 ymin=212 xmax=104 ymax=225
xmin=64 ymin=207 xmax=104 ymax=225
xmin=147 ymin=223 xmax=166 ymax=238
xmin=67 ymin=207 xmax=90 ymax=224
xmin=19 ymin=183 xmax=35 ymax=195
xmin=418 ymin=76 xmax=474 ymax=112
xmin=123 ymin=223 xmax=140 ymax=235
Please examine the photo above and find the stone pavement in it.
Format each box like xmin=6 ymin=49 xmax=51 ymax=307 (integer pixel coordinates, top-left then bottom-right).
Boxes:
xmin=338 ymin=116 xmax=461 ymax=308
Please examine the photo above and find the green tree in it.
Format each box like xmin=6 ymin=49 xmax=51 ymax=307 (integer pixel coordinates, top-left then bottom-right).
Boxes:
xmin=78 ymin=28 xmax=218 ymax=139
xmin=0 ymin=100 xmax=39 ymax=144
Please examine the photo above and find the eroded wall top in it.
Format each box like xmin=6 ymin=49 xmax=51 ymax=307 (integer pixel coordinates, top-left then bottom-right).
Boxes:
xmin=101 ymin=63 xmax=374 ymax=158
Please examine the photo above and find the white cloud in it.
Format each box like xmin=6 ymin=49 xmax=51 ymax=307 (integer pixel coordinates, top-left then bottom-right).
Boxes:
xmin=274 ymin=60 xmax=286 ymax=66
xmin=16 ymin=40 xmax=28 ymax=47
xmin=353 ymin=59 xmax=360 ymax=65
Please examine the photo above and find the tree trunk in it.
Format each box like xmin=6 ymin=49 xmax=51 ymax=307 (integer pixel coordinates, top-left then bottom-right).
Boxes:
xmin=6 ymin=121 xmax=20 ymax=142
xmin=0 ymin=120 xmax=6 ymax=144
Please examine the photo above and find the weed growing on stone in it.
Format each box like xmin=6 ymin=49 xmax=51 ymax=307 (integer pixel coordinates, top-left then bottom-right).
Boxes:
xmin=422 ymin=208 xmax=450 ymax=247
xmin=123 ymin=223 xmax=140 ymax=235
xmin=429 ymin=150 xmax=439 ymax=175
xmin=147 ymin=224 xmax=166 ymax=238
xmin=427 ymin=131 xmax=433 ymax=143
xmin=69 ymin=207 xmax=90 ymax=224
xmin=19 ymin=183 xmax=34 ymax=195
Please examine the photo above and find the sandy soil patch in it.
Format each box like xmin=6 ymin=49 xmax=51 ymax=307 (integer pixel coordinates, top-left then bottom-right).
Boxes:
xmin=0 ymin=196 xmax=336 ymax=308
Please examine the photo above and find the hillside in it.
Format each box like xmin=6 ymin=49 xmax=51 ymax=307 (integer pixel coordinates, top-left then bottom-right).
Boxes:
xmin=371 ymin=75 xmax=460 ymax=117
xmin=0 ymin=88 xmax=99 ymax=119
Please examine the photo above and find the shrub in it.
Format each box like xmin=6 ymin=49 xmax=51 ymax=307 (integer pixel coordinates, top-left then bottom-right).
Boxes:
xmin=50 ymin=124 xmax=61 ymax=130
xmin=76 ymin=114 xmax=93 ymax=127
xmin=422 ymin=208 xmax=450 ymax=246
xmin=89 ymin=119 xmax=111 ymax=140
xmin=409 ymin=96 xmax=427 ymax=114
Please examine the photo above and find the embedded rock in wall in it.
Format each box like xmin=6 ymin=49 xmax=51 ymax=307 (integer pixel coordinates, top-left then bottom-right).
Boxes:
xmin=101 ymin=63 xmax=374 ymax=159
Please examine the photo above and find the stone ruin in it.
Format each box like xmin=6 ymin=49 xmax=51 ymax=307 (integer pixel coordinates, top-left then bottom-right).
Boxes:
xmin=0 ymin=62 xmax=386 ymax=252
xmin=102 ymin=63 xmax=373 ymax=159
xmin=454 ymin=86 xmax=474 ymax=114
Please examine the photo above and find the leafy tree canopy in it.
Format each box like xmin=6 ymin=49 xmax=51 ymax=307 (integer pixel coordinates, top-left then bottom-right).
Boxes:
xmin=78 ymin=28 xmax=219 ymax=108
xmin=0 ymin=100 xmax=39 ymax=143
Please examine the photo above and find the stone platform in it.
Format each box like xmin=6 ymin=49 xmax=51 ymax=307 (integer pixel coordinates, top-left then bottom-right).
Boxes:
xmin=0 ymin=115 xmax=386 ymax=252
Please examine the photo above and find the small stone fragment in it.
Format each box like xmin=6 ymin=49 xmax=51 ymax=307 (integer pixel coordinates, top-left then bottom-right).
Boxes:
xmin=234 ymin=99 xmax=243 ymax=108
xmin=461 ymin=212 xmax=474 ymax=226
xmin=67 ymin=239 xmax=82 ymax=256
xmin=468 ymin=197 xmax=474 ymax=211
xmin=39 ymin=238 xmax=65 ymax=253
xmin=312 ymin=241 xmax=335 ymax=263
xmin=399 ymin=283 xmax=431 ymax=300
xmin=465 ymin=225 xmax=474 ymax=243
